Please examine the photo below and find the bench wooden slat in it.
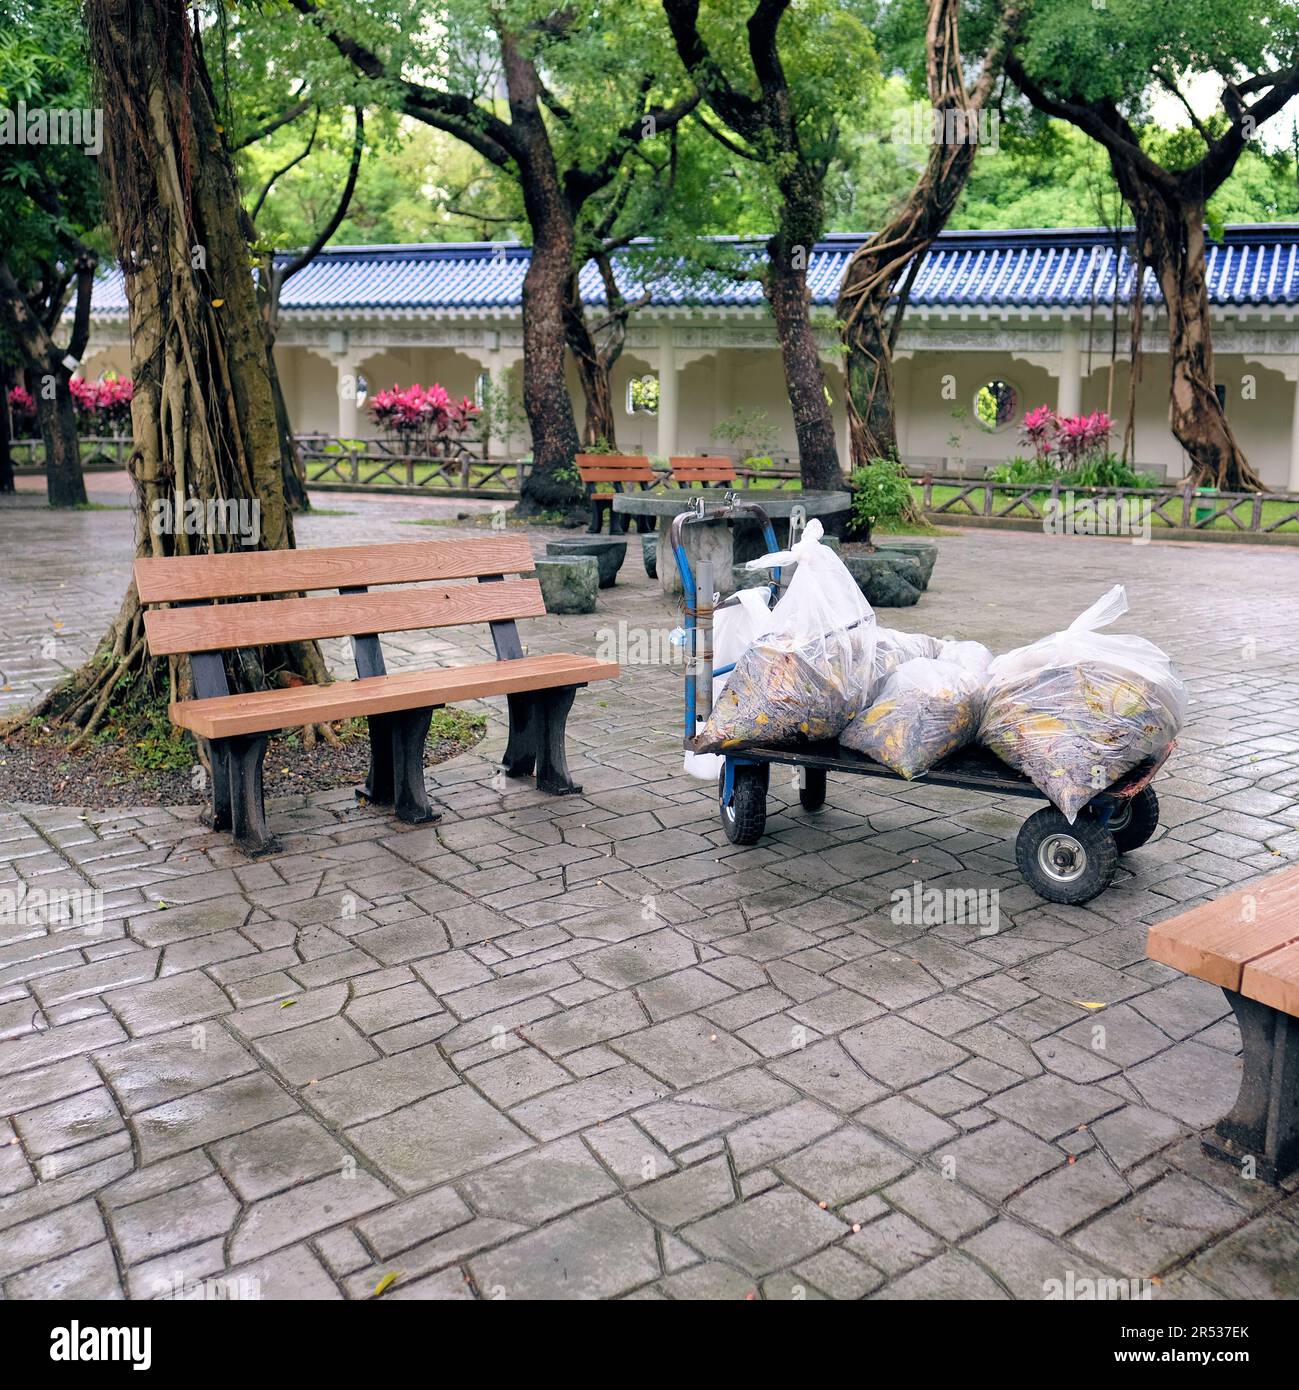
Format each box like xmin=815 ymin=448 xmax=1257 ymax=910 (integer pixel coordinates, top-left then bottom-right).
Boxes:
xmin=575 ymin=454 xmax=654 ymax=484
xmin=1242 ymin=940 xmax=1299 ymax=1017
xmin=169 ymin=652 xmax=619 ymax=739
xmin=143 ymin=580 xmax=545 ymax=655
xmin=1146 ymin=865 xmax=1299 ymax=989
xmin=134 ymin=537 xmax=536 ymax=603
xmin=670 ymin=456 xmax=735 ymax=483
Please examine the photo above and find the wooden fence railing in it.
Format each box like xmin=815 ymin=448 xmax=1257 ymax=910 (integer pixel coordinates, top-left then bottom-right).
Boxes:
xmin=11 ymin=434 xmax=1298 ymax=534
xmin=918 ymin=477 xmax=1299 ymax=534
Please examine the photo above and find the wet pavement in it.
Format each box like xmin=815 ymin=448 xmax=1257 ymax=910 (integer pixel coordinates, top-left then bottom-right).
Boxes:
xmin=1 ymin=481 xmax=1298 ymax=1300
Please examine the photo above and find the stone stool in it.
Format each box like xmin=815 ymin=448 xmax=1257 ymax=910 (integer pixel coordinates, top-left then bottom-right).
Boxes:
xmin=544 ymin=536 xmax=628 ymax=589
xmin=534 ymin=556 xmax=599 ymax=614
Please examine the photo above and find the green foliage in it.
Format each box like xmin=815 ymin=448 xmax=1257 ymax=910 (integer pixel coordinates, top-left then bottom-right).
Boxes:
xmin=988 ymin=454 xmax=1156 ymax=488
xmin=710 ymin=407 xmax=779 ymax=461
xmin=987 ymin=455 xmax=1058 ymax=485
xmin=849 ymin=456 xmax=914 ymax=529
xmin=1072 ymin=455 xmax=1156 ymax=489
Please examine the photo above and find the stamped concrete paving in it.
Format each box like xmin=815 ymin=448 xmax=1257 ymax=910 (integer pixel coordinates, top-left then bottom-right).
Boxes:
xmin=2 ymin=487 xmax=1298 ymax=1300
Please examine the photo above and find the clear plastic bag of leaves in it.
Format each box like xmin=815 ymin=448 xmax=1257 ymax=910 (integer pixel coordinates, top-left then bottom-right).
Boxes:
xmin=842 ymin=657 xmax=983 ymax=778
xmin=978 ymin=585 xmax=1186 ymax=821
xmin=698 ymin=520 xmax=876 ymax=752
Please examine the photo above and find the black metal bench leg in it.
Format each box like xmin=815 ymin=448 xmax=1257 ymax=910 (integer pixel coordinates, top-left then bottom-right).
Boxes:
xmin=204 ymin=738 xmax=233 ymax=833
xmin=587 ymin=498 xmax=606 ymax=534
xmin=358 ymin=712 xmax=396 ymax=807
xmin=220 ymin=733 xmax=280 ymax=858
xmin=535 ymin=685 xmax=583 ymax=795
xmin=1203 ymin=990 xmax=1299 ymax=1184
xmin=390 ymin=707 xmax=442 ymax=826
xmin=502 ymin=692 xmax=539 ymax=779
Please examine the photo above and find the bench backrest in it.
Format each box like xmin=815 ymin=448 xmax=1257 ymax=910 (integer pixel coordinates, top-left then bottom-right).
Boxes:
xmin=669 ymin=455 xmax=735 ymax=486
xmin=575 ymin=454 xmax=654 ymax=489
xmin=135 ymin=537 xmax=540 ymax=657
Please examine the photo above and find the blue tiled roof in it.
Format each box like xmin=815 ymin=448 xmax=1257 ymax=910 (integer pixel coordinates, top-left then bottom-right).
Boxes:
xmin=88 ymin=226 xmax=1299 ymax=317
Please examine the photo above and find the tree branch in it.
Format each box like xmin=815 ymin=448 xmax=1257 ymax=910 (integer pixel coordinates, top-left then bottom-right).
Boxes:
xmin=232 ymin=95 xmax=312 ymax=151
xmin=286 ymin=0 xmax=521 ymax=168
xmin=251 ymin=107 xmax=320 ymax=221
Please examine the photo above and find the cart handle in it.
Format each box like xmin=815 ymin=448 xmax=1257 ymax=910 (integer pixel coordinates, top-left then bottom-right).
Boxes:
xmin=671 ymin=497 xmax=781 ymax=741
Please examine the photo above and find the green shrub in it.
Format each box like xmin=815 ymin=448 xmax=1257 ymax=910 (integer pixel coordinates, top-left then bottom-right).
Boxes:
xmin=1072 ymin=454 xmax=1156 ymax=488
xmin=849 ymin=456 xmax=915 ymax=533
xmin=987 ymin=455 xmax=1057 ymax=484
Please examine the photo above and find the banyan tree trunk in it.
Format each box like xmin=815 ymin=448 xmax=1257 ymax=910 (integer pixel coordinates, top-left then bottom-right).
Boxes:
xmin=518 ymin=215 xmax=585 ymax=512
xmin=30 ymin=0 xmax=327 ymax=743
xmin=838 ymin=0 xmax=1013 ymax=474
xmin=0 ymin=381 xmax=14 ymax=493
xmin=563 ymin=281 xmax=620 ymax=449
xmin=35 ymin=381 xmax=88 ymax=509
xmin=1130 ymin=193 xmax=1264 ymax=491
xmin=765 ymin=241 xmax=842 ymax=491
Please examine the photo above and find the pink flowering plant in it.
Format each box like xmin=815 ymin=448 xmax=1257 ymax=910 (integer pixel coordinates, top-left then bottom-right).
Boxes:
xmin=997 ymin=405 xmax=1146 ymax=487
xmin=1019 ymin=404 xmax=1058 ymax=464
xmin=70 ymin=375 xmax=135 ymax=436
xmin=9 ymin=384 xmax=36 ymax=424
xmin=367 ymin=382 xmax=481 ymax=453
xmin=1016 ymin=406 xmax=1113 ymax=470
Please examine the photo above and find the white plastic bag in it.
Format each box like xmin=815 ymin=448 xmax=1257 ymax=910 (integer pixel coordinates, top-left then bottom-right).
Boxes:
xmin=979 ymin=585 xmax=1186 ymax=821
xmin=938 ymin=639 xmax=992 ymax=679
xmin=698 ymin=519 xmax=877 ymax=752
xmin=684 ymin=588 xmax=774 ymax=779
xmin=873 ymin=627 xmax=944 ymax=686
xmin=842 ymin=656 xmax=983 ymax=777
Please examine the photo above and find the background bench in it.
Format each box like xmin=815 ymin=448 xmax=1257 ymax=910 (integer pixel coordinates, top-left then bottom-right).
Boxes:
xmin=1147 ymin=865 xmax=1299 ymax=1182
xmin=135 ymin=538 xmax=618 ymax=857
xmin=669 ymin=455 xmax=736 ymax=489
xmin=575 ymin=454 xmax=655 ymax=534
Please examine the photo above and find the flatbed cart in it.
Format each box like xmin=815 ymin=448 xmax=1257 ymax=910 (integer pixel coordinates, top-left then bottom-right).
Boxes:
xmin=672 ymin=497 xmax=1169 ymax=907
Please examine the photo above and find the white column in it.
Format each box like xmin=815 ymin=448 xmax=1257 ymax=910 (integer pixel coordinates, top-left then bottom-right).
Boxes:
xmin=334 ymin=356 xmax=362 ymax=441
xmin=1289 ymin=371 xmax=1299 ymax=493
xmin=712 ymin=352 xmax=730 ymax=444
xmin=656 ymin=325 xmax=678 ymax=458
xmin=1057 ymin=324 xmax=1083 ymax=419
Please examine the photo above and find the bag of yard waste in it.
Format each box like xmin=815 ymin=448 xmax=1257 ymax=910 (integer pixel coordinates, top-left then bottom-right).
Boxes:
xmin=697 ymin=520 xmax=877 ymax=752
xmin=872 ymin=627 xmax=944 ymax=685
xmin=977 ymin=584 xmax=1186 ymax=821
xmin=684 ymin=588 xmax=774 ymax=779
xmin=842 ymin=656 xmax=983 ymax=777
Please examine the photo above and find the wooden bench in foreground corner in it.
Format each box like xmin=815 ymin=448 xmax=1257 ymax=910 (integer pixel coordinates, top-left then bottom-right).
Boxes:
xmin=1147 ymin=864 xmax=1299 ymax=1183
xmin=135 ymin=537 xmax=618 ymax=858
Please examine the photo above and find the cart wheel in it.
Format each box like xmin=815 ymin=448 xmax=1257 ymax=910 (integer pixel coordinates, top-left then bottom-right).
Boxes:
xmin=719 ymin=765 xmax=767 ymax=845
xmin=1016 ymin=807 xmax=1118 ymax=905
xmin=1100 ymin=786 xmax=1160 ymax=854
xmin=799 ymin=767 xmax=827 ymax=812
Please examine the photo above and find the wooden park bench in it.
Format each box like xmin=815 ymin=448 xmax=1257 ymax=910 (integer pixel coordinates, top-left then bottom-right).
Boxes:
xmin=135 ymin=538 xmax=618 ymax=858
xmin=575 ymin=453 xmax=655 ymax=534
xmin=1147 ymin=865 xmax=1299 ymax=1183
xmin=669 ymin=455 xmax=736 ymax=489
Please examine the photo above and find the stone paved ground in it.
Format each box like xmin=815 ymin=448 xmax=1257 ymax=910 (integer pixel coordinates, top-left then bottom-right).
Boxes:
xmin=2 ymin=483 xmax=1298 ymax=1301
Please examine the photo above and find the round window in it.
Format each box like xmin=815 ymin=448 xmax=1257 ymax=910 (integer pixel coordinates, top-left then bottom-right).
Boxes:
xmin=973 ymin=379 xmax=1018 ymax=433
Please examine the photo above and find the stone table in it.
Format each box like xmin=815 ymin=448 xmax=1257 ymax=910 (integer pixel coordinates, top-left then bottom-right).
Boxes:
xmin=613 ymin=490 xmax=851 ymax=602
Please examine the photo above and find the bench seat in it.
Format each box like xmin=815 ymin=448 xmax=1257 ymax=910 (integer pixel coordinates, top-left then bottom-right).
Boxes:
xmin=170 ymin=653 xmax=618 ymax=739
xmin=1146 ymin=865 xmax=1299 ymax=1182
